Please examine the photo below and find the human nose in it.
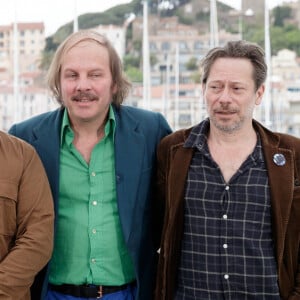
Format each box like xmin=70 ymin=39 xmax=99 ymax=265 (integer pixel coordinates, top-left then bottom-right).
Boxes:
xmin=76 ymin=76 xmax=91 ymax=91
xmin=218 ymin=86 xmax=232 ymax=102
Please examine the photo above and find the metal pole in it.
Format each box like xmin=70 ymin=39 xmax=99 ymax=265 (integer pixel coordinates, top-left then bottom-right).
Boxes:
xmin=210 ymin=0 xmax=219 ymax=48
xmin=264 ymin=0 xmax=272 ymax=127
xmin=142 ymin=0 xmax=151 ymax=109
xmin=73 ymin=0 xmax=78 ymax=32
xmin=13 ymin=0 xmax=20 ymax=123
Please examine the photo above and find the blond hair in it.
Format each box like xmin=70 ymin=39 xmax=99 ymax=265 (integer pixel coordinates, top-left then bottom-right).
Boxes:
xmin=47 ymin=29 xmax=131 ymax=107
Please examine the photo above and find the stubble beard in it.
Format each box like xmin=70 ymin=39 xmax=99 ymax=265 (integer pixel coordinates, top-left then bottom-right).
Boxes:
xmin=210 ymin=116 xmax=244 ymax=134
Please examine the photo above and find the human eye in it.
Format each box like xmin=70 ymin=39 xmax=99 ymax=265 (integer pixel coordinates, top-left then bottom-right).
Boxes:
xmin=89 ymin=71 xmax=102 ymax=78
xmin=64 ymin=71 xmax=77 ymax=79
xmin=232 ymin=86 xmax=244 ymax=92
xmin=91 ymin=73 xmax=100 ymax=78
xmin=209 ymin=83 xmax=222 ymax=92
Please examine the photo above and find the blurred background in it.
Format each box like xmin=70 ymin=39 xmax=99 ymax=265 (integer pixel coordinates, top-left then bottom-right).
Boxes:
xmin=0 ymin=0 xmax=300 ymax=134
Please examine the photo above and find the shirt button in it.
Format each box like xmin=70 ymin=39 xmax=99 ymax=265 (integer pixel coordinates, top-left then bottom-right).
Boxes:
xmin=92 ymin=201 xmax=97 ymax=206
xmin=223 ymin=214 xmax=227 ymax=219
xmin=91 ymin=258 xmax=96 ymax=263
xmin=91 ymin=172 xmax=96 ymax=177
xmin=224 ymin=274 xmax=229 ymax=280
xmin=92 ymin=229 xmax=97 ymax=234
xmin=225 ymin=185 xmax=229 ymax=191
xmin=223 ymin=244 xmax=228 ymax=249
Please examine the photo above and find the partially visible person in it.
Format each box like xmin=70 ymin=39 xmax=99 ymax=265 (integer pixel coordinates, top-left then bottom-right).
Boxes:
xmin=9 ymin=29 xmax=171 ymax=300
xmin=0 ymin=131 xmax=54 ymax=300
xmin=155 ymin=40 xmax=300 ymax=299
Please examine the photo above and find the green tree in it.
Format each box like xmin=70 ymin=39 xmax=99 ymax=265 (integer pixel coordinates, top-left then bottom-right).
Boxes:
xmin=125 ymin=66 xmax=143 ymax=83
xmin=150 ymin=54 xmax=158 ymax=66
xmin=124 ymin=55 xmax=140 ymax=70
xmin=285 ymin=26 xmax=300 ymax=56
xmin=272 ymin=6 xmax=292 ymax=27
xmin=270 ymin=26 xmax=288 ymax=55
xmin=191 ymin=71 xmax=201 ymax=83
xmin=185 ymin=57 xmax=198 ymax=71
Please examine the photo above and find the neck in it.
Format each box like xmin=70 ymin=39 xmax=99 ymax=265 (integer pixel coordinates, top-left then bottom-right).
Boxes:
xmin=69 ymin=112 xmax=108 ymax=140
xmin=207 ymin=124 xmax=257 ymax=183
xmin=72 ymin=121 xmax=106 ymax=141
xmin=70 ymin=118 xmax=107 ymax=164
xmin=208 ymin=124 xmax=256 ymax=147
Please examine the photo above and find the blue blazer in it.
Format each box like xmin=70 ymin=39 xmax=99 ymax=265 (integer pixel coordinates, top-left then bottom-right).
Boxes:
xmin=9 ymin=105 xmax=172 ymax=300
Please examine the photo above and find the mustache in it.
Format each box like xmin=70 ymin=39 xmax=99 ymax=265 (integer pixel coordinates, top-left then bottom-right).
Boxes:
xmin=213 ymin=104 xmax=238 ymax=113
xmin=71 ymin=92 xmax=99 ymax=101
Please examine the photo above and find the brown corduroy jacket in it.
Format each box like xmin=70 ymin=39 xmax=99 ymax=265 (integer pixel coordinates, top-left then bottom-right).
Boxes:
xmin=0 ymin=132 xmax=54 ymax=300
xmin=154 ymin=120 xmax=300 ymax=300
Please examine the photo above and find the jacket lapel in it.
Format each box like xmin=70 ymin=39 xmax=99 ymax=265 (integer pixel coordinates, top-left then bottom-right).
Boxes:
xmin=256 ymin=122 xmax=294 ymax=266
xmin=114 ymin=107 xmax=146 ymax=244
xmin=262 ymin=145 xmax=293 ymax=261
xmin=31 ymin=109 xmax=63 ymax=212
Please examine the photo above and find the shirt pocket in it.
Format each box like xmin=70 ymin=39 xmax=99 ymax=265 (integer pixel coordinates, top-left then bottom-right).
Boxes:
xmin=0 ymin=180 xmax=18 ymax=236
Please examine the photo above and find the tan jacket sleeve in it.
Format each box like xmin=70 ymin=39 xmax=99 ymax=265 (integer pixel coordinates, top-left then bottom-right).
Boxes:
xmin=0 ymin=133 xmax=54 ymax=300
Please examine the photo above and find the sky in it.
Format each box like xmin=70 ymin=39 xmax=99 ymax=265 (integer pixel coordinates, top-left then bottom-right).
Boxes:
xmin=0 ymin=0 xmax=296 ymax=37
xmin=1 ymin=0 xmax=132 ymax=36
xmin=219 ymin=0 xmax=296 ymax=10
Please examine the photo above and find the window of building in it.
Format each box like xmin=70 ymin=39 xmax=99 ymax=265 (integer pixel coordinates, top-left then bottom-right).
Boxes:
xmin=179 ymin=41 xmax=188 ymax=51
xmin=179 ymin=102 xmax=191 ymax=109
xmin=194 ymin=41 xmax=203 ymax=50
xmin=179 ymin=114 xmax=191 ymax=126
xmin=150 ymin=42 xmax=157 ymax=51
xmin=161 ymin=42 xmax=170 ymax=51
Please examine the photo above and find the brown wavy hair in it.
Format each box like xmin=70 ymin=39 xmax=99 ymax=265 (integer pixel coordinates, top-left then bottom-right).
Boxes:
xmin=201 ymin=40 xmax=267 ymax=91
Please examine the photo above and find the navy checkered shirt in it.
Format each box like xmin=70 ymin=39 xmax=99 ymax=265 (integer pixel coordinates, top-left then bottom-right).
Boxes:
xmin=175 ymin=119 xmax=280 ymax=300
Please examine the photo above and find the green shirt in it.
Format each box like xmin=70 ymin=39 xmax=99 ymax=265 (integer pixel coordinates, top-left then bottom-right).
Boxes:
xmin=49 ymin=107 xmax=135 ymax=285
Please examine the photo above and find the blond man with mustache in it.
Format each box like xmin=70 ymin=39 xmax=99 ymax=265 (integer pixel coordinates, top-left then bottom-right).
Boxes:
xmin=9 ymin=30 xmax=171 ymax=300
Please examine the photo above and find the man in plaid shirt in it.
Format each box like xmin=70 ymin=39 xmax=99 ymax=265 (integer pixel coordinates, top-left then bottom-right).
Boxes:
xmin=155 ymin=40 xmax=300 ymax=300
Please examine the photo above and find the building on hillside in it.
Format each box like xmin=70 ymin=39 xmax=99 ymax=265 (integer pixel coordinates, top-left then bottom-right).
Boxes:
xmin=129 ymin=82 xmax=205 ymax=130
xmin=93 ymin=24 xmax=126 ymax=59
xmin=270 ymin=48 xmax=300 ymax=134
xmin=0 ymin=22 xmax=50 ymax=131
xmin=285 ymin=80 xmax=300 ymax=135
xmin=272 ymin=49 xmax=300 ymax=83
xmin=0 ymin=22 xmax=45 ymax=80
xmin=0 ymin=73 xmax=58 ymax=131
xmin=132 ymin=16 xmax=239 ymax=86
xmin=283 ymin=0 xmax=300 ymax=29
xmin=242 ymin=0 xmax=264 ymax=17
xmin=273 ymin=48 xmax=300 ymax=134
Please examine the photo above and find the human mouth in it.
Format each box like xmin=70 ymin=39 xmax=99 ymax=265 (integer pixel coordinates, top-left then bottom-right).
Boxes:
xmin=74 ymin=98 xmax=92 ymax=102
xmin=214 ymin=109 xmax=237 ymax=115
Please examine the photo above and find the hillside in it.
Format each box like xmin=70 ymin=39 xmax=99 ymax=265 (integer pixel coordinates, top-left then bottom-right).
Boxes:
xmin=40 ymin=0 xmax=300 ymax=70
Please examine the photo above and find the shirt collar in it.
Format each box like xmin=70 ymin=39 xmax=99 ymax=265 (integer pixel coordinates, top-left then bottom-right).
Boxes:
xmin=60 ymin=105 xmax=116 ymax=146
xmin=184 ymin=118 xmax=264 ymax=163
xmin=184 ymin=118 xmax=210 ymax=150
